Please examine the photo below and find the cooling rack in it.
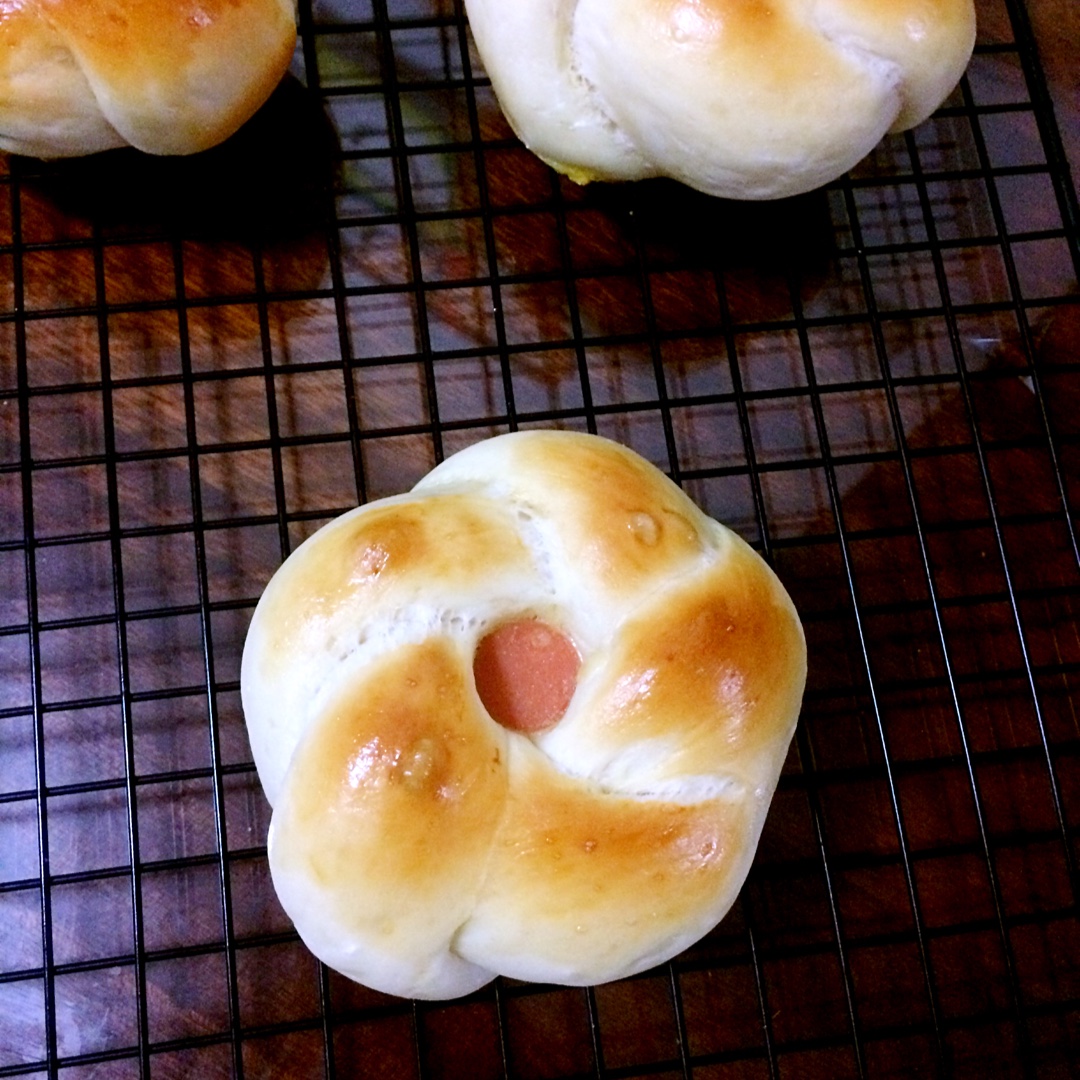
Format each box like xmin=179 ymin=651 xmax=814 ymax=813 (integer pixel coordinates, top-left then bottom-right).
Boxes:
xmin=1 ymin=0 xmax=1078 ymax=1076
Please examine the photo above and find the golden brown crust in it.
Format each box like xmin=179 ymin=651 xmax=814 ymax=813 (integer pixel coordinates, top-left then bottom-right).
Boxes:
xmin=0 ymin=0 xmax=127 ymax=157
xmin=242 ymin=431 xmax=807 ymax=998
xmin=253 ymin=493 xmax=534 ymax=672
xmin=584 ymin=540 xmax=808 ymax=785
xmin=456 ymin=739 xmax=748 ymax=983
xmin=0 ymin=0 xmax=296 ymax=157
xmin=489 ymin=433 xmax=705 ymax=589
xmin=645 ymin=0 xmax=829 ymax=71
xmin=271 ymin=640 xmax=509 ymax=981
xmin=412 ymin=430 xmax=710 ymax=602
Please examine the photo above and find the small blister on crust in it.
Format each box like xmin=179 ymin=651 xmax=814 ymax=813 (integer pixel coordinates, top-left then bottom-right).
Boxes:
xmin=242 ymin=492 xmax=538 ymax=806
xmin=552 ymin=533 xmax=807 ymax=790
xmin=269 ymin=638 xmax=509 ymax=1000
xmin=415 ymin=431 xmax=711 ymax=602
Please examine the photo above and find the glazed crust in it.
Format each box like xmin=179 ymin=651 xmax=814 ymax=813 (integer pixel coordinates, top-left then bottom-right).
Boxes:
xmin=0 ymin=0 xmax=297 ymax=157
xmin=241 ymin=431 xmax=807 ymax=999
xmin=462 ymin=0 xmax=976 ymax=198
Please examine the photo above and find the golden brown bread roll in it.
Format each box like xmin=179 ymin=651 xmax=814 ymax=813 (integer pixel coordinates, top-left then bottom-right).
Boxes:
xmin=241 ymin=431 xmax=806 ymax=999
xmin=463 ymin=0 xmax=976 ymax=199
xmin=0 ymin=0 xmax=297 ymax=158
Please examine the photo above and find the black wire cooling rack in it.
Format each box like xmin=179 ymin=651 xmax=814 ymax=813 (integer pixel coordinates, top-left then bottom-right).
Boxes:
xmin=1 ymin=0 xmax=1078 ymax=1076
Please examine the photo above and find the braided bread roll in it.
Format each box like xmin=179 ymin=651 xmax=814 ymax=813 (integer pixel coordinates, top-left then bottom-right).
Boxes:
xmin=464 ymin=0 xmax=976 ymax=199
xmin=241 ymin=431 xmax=806 ymax=999
xmin=0 ymin=0 xmax=297 ymax=158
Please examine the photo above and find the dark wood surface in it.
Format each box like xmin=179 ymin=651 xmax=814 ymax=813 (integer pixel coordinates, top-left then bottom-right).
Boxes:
xmin=0 ymin=0 xmax=1078 ymax=1076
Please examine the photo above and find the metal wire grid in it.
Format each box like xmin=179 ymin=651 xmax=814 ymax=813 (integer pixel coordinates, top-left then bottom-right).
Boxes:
xmin=0 ymin=0 xmax=1078 ymax=1076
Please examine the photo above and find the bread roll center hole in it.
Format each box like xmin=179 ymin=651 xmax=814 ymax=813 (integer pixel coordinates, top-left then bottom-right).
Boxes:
xmin=473 ymin=618 xmax=580 ymax=733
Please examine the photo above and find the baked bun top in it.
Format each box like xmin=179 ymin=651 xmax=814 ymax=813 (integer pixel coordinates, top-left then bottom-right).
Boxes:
xmin=0 ymin=0 xmax=297 ymax=158
xmin=463 ymin=0 xmax=976 ymax=199
xmin=241 ymin=431 xmax=807 ymax=999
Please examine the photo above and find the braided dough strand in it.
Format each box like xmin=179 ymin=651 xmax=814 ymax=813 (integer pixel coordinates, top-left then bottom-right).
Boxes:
xmin=463 ymin=0 xmax=976 ymax=198
xmin=0 ymin=0 xmax=296 ymax=157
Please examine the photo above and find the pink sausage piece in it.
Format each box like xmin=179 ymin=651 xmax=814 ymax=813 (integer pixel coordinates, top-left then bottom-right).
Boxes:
xmin=473 ymin=618 xmax=580 ymax=733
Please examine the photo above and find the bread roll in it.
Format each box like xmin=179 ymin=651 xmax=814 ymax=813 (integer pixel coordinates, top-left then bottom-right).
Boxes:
xmin=0 ymin=0 xmax=297 ymax=158
xmin=464 ymin=0 xmax=976 ymax=199
xmin=241 ymin=431 xmax=806 ymax=999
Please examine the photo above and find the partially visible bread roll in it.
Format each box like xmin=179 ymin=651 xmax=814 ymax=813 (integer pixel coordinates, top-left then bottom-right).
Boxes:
xmin=0 ymin=0 xmax=297 ymax=158
xmin=241 ymin=431 xmax=807 ymax=999
xmin=464 ymin=0 xmax=976 ymax=199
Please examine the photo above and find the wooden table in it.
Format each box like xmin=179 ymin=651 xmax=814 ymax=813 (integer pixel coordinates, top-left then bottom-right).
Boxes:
xmin=0 ymin=0 xmax=1077 ymax=1076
